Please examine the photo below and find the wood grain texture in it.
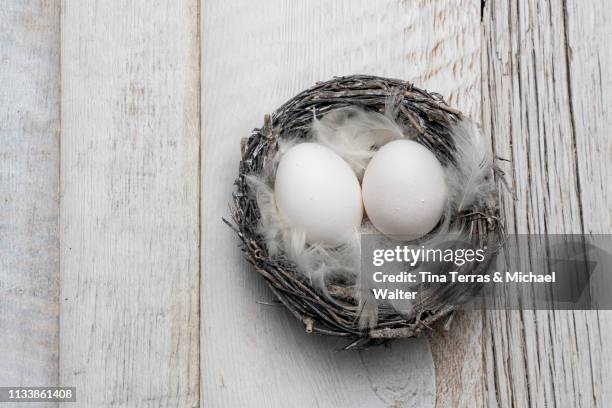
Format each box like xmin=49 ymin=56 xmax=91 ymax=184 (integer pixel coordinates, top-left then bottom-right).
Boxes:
xmin=565 ymin=0 xmax=611 ymax=235
xmin=1 ymin=1 xmax=607 ymax=406
xmin=481 ymin=0 xmax=612 ymax=406
xmin=565 ymin=3 xmax=612 ymax=403
xmin=60 ymin=1 xmax=200 ymax=406
xmin=0 ymin=0 xmax=60 ymax=401
xmin=200 ymin=1 xmax=482 ymax=407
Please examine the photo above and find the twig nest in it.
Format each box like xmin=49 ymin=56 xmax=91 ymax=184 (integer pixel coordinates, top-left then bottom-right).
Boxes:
xmin=229 ymin=75 xmax=503 ymax=349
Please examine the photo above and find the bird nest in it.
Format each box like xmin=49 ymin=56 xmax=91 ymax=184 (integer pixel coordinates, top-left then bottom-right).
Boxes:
xmin=227 ymin=75 xmax=503 ymax=349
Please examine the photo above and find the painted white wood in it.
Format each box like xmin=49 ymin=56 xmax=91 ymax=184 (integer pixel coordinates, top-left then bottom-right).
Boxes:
xmin=481 ymin=0 xmax=612 ymax=406
xmin=565 ymin=2 xmax=612 ymax=405
xmin=200 ymin=1 xmax=481 ymax=406
xmin=565 ymin=0 xmax=612 ymax=235
xmin=0 ymin=1 xmax=60 ymax=403
xmin=60 ymin=1 xmax=200 ymax=407
xmin=2 ymin=0 xmax=607 ymax=406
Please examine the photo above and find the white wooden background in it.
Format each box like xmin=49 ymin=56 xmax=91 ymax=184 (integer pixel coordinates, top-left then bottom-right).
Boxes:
xmin=1 ymin=0 xmax=610 ymax=407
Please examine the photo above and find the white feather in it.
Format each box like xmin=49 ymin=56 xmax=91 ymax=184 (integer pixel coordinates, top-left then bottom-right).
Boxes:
xmin=445 ymin=119 xmax=495 ymax=212
xmin=312 ymin=107 xmax=409 ymax=179
xmin=247 ymin=109 xmax=496 ymax=329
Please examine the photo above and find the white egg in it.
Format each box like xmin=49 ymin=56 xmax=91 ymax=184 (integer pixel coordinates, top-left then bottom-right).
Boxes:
xmin=362 ymin=139 xmax=447 ymax=239
xmin=274 ymin=143 xmax=363 ymax=246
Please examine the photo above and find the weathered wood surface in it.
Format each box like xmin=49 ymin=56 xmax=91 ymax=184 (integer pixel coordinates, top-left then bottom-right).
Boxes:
xmin=1 ymin=0 xmax=610 ymax=406
xmin=199 ymin=0 xmax=483 ymax=406
xmin=0 ymin=2 xmax=60 ymax=406
xmin=565 ymin=0 xmax=611 ymax=234
xmin=60 ymin=1 xmax=200 ymax=406
xmin=481 ymin=0 xmax=612 ymax=407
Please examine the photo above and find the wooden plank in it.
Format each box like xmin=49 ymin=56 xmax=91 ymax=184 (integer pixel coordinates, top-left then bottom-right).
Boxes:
xmin=563 ymin=1 xmax=612 ymax=405
xmin=564 ymin=0 xmax=611 ymax=234
xmin=60 ymin=1 xmax=200 ymax=406
xmin=481 ymin=0 xmax=612 ymax=406
xmin=0 ymin=0 xmax=60 ymax=400
xmin=200 ymin=1 xmax=481 ymax=406
xmin=405 ymin=2 xmax=486 ymax=407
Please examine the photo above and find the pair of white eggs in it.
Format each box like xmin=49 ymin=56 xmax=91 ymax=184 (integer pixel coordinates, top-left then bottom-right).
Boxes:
xmin=274 ymin=140 xmax=448 ymax=246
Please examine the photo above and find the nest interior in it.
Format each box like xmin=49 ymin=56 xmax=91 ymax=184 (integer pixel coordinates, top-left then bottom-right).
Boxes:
xmin=228 ymin=75 xmax=503 ymax=349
